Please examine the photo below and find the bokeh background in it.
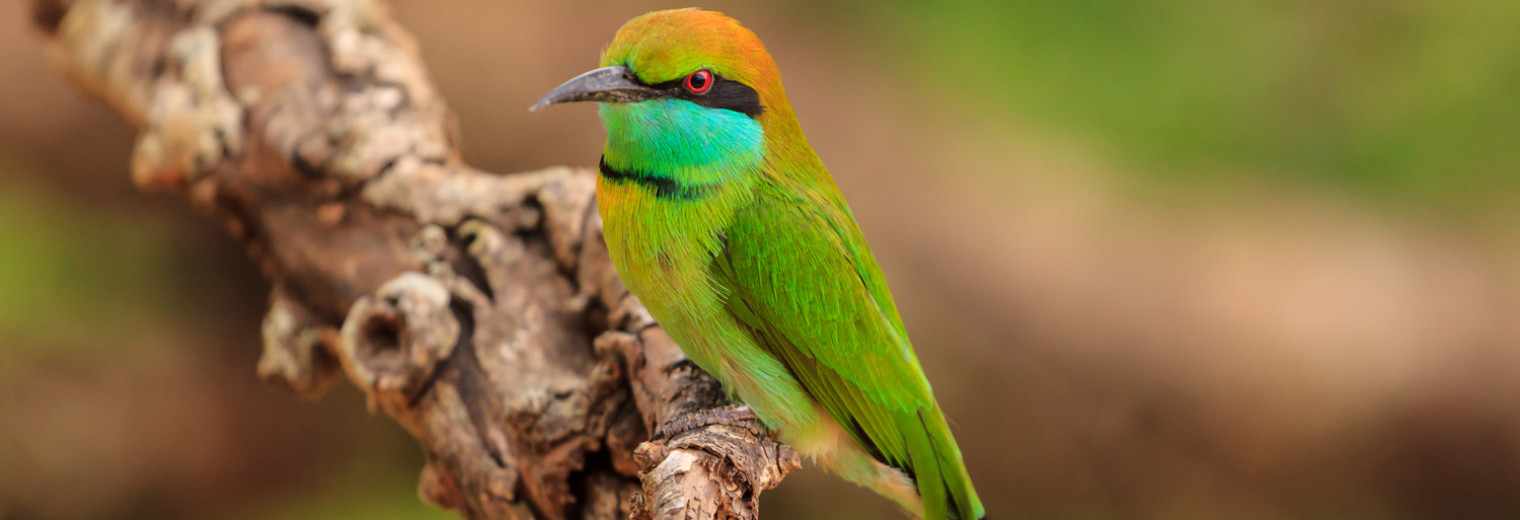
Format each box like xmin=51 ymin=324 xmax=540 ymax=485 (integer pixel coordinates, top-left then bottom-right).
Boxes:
xmin=4 ymin=0 xmax=1520 ymax=518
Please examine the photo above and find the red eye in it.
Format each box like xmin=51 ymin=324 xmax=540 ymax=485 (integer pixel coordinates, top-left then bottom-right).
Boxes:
xmin=684 ymin=69 xmax=713 ymax=94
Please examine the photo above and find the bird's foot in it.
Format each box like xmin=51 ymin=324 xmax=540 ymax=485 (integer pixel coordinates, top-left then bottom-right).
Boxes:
xmin=651 ymin=404 xmax=759 ymax=441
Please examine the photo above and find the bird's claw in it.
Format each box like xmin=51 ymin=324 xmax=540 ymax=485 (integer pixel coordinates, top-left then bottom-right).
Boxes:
xmin=651 ymin=404 xmax=760 ymax=441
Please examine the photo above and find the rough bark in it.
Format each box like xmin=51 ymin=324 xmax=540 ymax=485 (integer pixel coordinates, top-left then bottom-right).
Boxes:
xmin=30 ymin=1 xmax=799 ymax=519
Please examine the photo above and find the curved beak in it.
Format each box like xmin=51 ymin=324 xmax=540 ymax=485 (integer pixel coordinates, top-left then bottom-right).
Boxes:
xmin=529 ymin=66 xmax=659 ymax=111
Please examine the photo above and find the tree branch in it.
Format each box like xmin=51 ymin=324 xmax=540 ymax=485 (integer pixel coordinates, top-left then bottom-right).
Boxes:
xmin=31 ymin=1 xmax=799 ymax=518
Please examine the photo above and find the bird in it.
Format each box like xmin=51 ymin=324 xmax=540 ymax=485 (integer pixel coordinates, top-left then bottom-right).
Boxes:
xmin=531 ymin=9 xmax=985 ymax=520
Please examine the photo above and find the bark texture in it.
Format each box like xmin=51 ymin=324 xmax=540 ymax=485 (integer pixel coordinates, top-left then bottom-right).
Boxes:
xmin=31 ymin=1 xmax=799 ymax=518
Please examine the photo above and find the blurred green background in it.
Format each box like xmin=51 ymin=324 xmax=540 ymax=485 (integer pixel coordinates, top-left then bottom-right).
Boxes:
xmin=2 ymin=0 xmax=1518 ymax=519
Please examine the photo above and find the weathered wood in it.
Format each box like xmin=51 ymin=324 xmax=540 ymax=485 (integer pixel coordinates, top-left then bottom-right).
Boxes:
xmin=32 ymin=1 xmax=799 ymax=518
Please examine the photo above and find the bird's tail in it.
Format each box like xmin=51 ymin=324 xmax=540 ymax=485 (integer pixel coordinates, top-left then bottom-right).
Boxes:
xmin=901 ymin=403 xmax=985 ymax=520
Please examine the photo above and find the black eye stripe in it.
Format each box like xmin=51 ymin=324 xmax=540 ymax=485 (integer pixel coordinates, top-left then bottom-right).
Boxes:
xmin=647 ymin=72 xmax=765 ymax=118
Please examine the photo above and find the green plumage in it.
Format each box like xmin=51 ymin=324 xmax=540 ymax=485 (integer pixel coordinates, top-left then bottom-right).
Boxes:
xmin=537 ymin=8 xmax=985 ymax=519
xmin=717 ymin=185 xmax=982 ymax=520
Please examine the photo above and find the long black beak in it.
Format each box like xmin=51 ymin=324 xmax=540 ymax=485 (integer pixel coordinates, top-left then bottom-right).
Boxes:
xmin=530 ymin=66 xmax=659 ymax=111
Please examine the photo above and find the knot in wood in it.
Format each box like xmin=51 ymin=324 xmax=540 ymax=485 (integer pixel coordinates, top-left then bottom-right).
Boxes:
xmin=340 ymin=272 xmax=459 ymax=414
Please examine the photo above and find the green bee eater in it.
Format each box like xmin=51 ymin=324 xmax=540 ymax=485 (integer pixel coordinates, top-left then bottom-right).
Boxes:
xmin=532 ymin=9 xmax=984 ymax=520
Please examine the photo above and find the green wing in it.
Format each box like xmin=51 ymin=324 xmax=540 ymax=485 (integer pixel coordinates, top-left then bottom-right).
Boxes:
xmin=715 ymin=185 xmax=984 ymax=520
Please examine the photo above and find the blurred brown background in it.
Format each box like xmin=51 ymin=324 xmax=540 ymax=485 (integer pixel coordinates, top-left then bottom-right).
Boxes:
xmin=3 ymin=0 xmax=1519 ymax=518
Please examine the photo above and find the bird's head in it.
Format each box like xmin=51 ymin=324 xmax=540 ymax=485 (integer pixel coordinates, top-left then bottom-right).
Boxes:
xmin=532 ymin=9 xmax=806 ymax=183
